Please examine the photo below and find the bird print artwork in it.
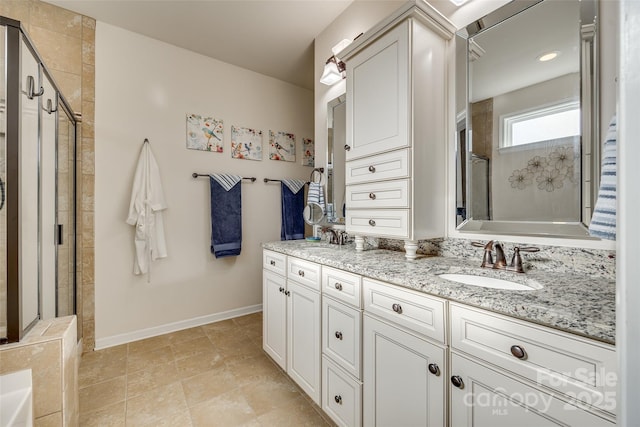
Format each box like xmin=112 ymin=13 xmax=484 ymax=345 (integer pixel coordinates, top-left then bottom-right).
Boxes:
xmin=269 ymin=130 xmax=296 ymax=162
xmin=186 ymin=113 xmax=223 ymax=152
xmin=231 ymin=126 xmax=263 ymax=161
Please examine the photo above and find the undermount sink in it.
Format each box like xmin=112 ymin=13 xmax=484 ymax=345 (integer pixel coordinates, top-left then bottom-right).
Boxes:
xmin=438 ymin=273 xmax=542 ymax=291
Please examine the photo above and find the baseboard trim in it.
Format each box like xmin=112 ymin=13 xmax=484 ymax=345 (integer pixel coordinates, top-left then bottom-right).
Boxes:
xmin=94 ymin=304 xmax=262 ymax=351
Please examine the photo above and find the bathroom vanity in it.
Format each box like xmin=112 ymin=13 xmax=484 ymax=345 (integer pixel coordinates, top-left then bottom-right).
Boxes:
xmin=262 ymin=242 xmax=616 ymax=426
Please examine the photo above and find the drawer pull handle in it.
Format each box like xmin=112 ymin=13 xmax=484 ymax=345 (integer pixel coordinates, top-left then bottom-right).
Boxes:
xmin=392 ymin=303 xmax=402 ymax=314
xmin=369 ymin=192 xmax=376 ymax=200
xmin=451 ymin=376 xmax=464 ymax=389
xmin=428 ymin=363 xmax=440 ymax=376
xmin=335 ymin=331 xmax=343 ymax=340
xmin=334 ymin=395 xmax=343 ymax=405
xmin=369 ymin=219 xmax=376 ymax=227
xmin=270 ymin=260 xmax=276 ymax=266
xmin=334 ymin=282 xmax=343 ymax=291
xmin=298 ymin=270 xmax=305 ymax=277
xmin=344 ymin=144 xmax=351 ymax=151
xmin=510 ymin=345 xmax=527 ymax=359
xmin=368 ymin=165 xmax=376 ymax=173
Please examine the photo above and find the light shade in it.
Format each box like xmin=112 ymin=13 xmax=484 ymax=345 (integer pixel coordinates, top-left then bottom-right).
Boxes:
xmin=449 ymin=0 xmax=469 ymax=5
xmin=320 ymin=56 xmax=345 ymax=86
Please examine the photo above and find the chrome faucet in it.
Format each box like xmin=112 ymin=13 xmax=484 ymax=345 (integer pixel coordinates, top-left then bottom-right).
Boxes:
xmin=471 ymin=240 xmax=539 ymax=273
xmin=324 ymin=228 xmax=349 ymax=246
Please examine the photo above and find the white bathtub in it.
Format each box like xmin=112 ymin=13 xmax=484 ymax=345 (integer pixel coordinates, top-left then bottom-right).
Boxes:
xmin=0 ymin=369 xmax=33 ymax=427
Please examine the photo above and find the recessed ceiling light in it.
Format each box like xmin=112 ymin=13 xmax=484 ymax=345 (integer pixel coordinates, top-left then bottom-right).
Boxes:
xmin=449 ymin=0 xmax=470 ymax=6
xmin=538 ymin=51 xmax=560 ymax=62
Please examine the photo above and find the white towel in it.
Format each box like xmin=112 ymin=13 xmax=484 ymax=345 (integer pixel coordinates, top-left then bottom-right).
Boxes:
xmin=589 ymin=115 xmax=617 ymax=240
xmin=307 ymin=182 xmax=325 ymax=211
xmin=282 ymin=178 xmax=306 ymax=194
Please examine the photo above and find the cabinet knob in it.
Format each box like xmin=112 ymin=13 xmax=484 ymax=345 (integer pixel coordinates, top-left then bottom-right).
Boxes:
xmin=270 ymin=260 xmax=276 ymax=266
xmin=335 ymin=331 xmax=343 ymax=340
xmin=298 ymin=270 xmax=305 ymax=277
xmin=451 ymin=376 xmax=464 ymax=389
xmin=334 ymin=395 xmax=343 ymax=405
xmin=279 ymin=287 xmax=284 ymax=293
xmin=369 ymin=192 xmax=376 ymax=200
xmin=368 ymin=165 xmax=376 ymax=173
xmin=369 ymin=219 xmax=376 ymax=227
xmin=344 ymin=145 xmax=351 ymax=151
xmin=510 ymin=345 xmax=527 ymax=359
xmin=334 ymin=282 xmax=343 ymax=291
xmin=285 ymin=290 xmax=291 ymax=296
xmin=428 ymin=363 xmax=440 ymax=376
xmin=392 ymin=303 xmax=403 ymax=314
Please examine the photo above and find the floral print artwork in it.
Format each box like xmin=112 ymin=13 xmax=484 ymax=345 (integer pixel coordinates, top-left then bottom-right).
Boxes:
xmin=509 ymin=146 xmax=577 ymax=192
xmin=186 ymin=114 xmax=223 ymax=152
xmin=302 ymin=138 xmax=314 ymax=167
xmin=231 ymin=126 xmax=263 ymax=161
xmin=269 ymin=131 xmax=296 ymax=162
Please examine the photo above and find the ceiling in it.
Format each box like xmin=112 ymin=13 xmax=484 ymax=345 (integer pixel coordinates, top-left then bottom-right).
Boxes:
xmin=45 ymin=0 xmax=354 ymax=90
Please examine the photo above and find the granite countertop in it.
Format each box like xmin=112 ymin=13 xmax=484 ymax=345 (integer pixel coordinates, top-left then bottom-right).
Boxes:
xmin=262 ymin=241 xmax=616 ymax=345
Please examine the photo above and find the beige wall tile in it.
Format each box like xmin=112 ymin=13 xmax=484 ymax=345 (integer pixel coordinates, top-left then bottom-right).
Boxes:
xmin=51 ymin=69 xmax=82 ymax=113
xmin=29 ymin=25 xmax=82 ymax=75
xmin=82 ymin=283 xmax=94 ymax=321
xmin=82 ymin=320 xmax=94 ymax=353
xmin=82 ymin=211 xmax=94 ymax=248
xmin=0 ymin=340 xmax=62 ymax=418
xmin=82 ymin=64 xmax=95 ymax=101
xmin=0 ymin=0 xmax=32 ymax=23
xmin=82 ymin=39 xmax=95 ymax=65
xmin=81 ymin=246 xmax=94 ymax=285
xmin=81 ymin=174 xmax=94 ymax=214
xmin=35 ymin=411 xmax=63 ymax=427
xmin=30 ymin=1 xmax=81 ymax=38
xmin=82 ymin=15 xmax=95 ymax=43
xmin=81 ymin=137 xmax=95 ymax=175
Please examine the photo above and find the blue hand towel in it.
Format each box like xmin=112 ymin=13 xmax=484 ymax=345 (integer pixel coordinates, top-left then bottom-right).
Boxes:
xmin=210 ymin=174 xmax=242 ymax=258
xmin=589 ymin=115 xmax=617 ymax=240
xmin=281 ymin=180 xmax=306 ymax=241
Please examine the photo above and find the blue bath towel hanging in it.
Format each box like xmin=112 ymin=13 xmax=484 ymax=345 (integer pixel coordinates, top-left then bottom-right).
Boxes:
xmin=281 ymin=179 xmax=306 ymax=240
xmin=209 ymin=174 xmax=242 ymax=258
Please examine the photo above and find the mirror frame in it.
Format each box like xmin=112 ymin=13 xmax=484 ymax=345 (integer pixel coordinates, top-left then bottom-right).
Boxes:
xmin=455 ymin=0 xmax=600 ymax=239
xmin=326 ymin=93 xmax=346 ymax=224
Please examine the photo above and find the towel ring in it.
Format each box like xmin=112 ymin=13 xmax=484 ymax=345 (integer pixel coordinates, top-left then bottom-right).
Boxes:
xmin=310 ymin=168 xmax=324 ymax=184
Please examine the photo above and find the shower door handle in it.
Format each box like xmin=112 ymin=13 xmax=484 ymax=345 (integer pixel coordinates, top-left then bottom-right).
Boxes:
xmin=56 ymin=224 xmax=63 ymax=245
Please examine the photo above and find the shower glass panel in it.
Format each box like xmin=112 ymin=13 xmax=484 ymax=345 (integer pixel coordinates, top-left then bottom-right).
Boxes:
xmin=0 ymin=24 xmax=6 ymax=340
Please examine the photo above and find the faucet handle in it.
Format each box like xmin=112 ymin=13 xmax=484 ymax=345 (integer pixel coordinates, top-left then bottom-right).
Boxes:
xmin=509 ymin=246 xmax=539 ymax=273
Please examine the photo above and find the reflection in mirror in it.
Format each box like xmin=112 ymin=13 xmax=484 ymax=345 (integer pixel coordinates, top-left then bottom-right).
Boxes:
xmin=456 ymin=0 xmax=599 ymax=238
xmin=326 ymin=94 xmax=346 ymax=223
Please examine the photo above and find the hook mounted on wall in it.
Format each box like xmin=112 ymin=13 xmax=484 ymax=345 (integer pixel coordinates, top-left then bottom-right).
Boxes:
xmin=26 ymin=75 xmax=44 ymax=100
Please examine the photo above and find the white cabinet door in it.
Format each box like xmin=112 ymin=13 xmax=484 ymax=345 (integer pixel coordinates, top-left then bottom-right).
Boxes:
xmin=363 ymin=314 xmax=446 ymax=427
xmin=287 ymin=280 xmax=321 ymax=405
xmin=450 ymin=352 xmax=615 ymax=427
xmin=346 ymin=21 xmax=409 ymax=160
xmin=262 ymin=270 xmax=287 ymax=370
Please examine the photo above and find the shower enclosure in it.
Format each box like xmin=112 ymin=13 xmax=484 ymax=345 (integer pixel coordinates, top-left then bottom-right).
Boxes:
xmin=0 ymin=17 xmax=78 ymax=344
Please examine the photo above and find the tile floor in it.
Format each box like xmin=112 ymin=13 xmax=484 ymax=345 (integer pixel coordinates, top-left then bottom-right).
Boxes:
xmin=78 ymin=312 xmax=334 ymax=426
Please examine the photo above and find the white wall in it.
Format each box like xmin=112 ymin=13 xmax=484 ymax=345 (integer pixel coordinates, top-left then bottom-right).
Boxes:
xmin=94 ymin=22 xmax=313 ymax=347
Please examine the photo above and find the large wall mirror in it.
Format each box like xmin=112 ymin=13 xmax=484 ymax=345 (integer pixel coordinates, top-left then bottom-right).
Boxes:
xmin=455 ymin=0 xmax=599 ymax=238
xmin=326 ymin=94 xmax=346 ymax=224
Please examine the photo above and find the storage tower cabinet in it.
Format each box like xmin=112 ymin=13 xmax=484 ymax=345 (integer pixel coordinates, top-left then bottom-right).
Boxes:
xmin=341 ymin=1 xmax=456 ymax=259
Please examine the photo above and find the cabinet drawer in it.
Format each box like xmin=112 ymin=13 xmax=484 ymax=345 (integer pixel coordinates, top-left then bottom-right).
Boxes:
xmin=346 ymin=209 xmax=409 ymax=239
xmin=363 ymin=278 xmax=446 ymax=344
xmin=322 ymin=266 xmax=362 ymax=308
xmin=345 ymin=149 xmax=409 ymax=185
xmin=346 ymin=179 xmax=410 ymax=209
xmin=263 ymin=250 xmax=286 ymax=276
xmin=323 ymin=297 xmax=362 ymax=379
xmin=322 ymin=356 xmax=362 ymax=427
xmin=450 ymin=303 xmax=617 ymax=414
xmin=287 ymin=257 xmax=321 ymax=291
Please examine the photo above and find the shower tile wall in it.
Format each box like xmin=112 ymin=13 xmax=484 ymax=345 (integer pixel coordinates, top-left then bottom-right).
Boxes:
xmin=0 ymin=0 xmax=96 ymax=351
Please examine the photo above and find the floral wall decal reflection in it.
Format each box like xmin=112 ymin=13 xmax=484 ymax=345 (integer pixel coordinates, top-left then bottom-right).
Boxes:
xmin=509 ymin=146 xmax=576 ymax=192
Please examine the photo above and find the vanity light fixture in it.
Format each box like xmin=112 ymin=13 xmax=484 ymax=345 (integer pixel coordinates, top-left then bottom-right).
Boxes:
xmin=320 ymin=55 xmax=346 ymax=86
xmin=538 ymin=51 xmax=560 ymax=62
xmin=449 ymin=0 xmax=470 ymax=6
xmin=320 ymin=38 xmax=353 ymax=86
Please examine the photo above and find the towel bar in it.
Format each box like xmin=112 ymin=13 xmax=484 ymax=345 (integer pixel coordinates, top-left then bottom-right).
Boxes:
xmin=192 ymin=173 xmax=256 ymax=182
